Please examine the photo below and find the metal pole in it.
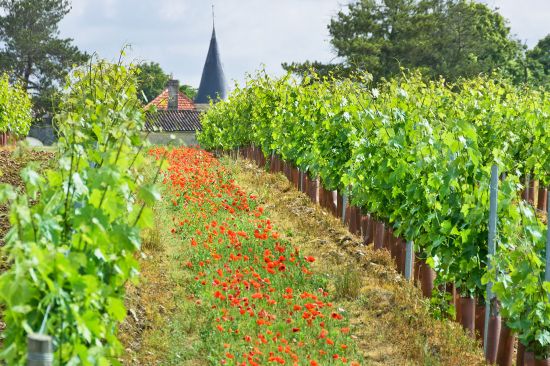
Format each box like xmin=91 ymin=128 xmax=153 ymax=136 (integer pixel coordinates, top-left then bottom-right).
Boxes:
xmin=342 ymin=194 xmax=347 ymax=224
xmin=525 ymin=173 xmax=530 ymax=202
xmin=405 ymin=240 xmax=414 ymax=280
xmin=27 ymin=334 xmax=53 ymax=366
xmin=484 ymin=164 xmax=499 ymax=355
xmin=545 ymin=189 xmax=550 ymax=284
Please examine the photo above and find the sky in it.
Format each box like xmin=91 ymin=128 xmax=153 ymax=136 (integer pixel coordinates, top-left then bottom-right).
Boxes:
xmin=59 ymin=0 xmax=550 ymax=89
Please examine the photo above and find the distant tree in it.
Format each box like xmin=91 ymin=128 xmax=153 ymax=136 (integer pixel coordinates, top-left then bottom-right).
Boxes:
xmin=282 ymin=61 xmax=349 ymax=79
xmin=179 ymin=84 xmax=198 ymax=100
xmin=0 ymin=0 xmax=89 ymax=114
xmin=136 ymin=62 xmax=169 ymax=104
xmin=0 ymin=73 xmax=33 ymax=137
xmin=137 ymin=62 xmax=198 ymax=104
xmin=526 ymin=34 xmax=550 ymax=87
xmin=284 ymin=0 xmax=522 ymax=82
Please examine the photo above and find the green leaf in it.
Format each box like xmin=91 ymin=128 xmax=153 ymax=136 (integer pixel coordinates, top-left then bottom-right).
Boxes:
xmin=107 ymin=297 xmax=126 ymax=321
xmin=138 ymin=184 xmax=161 ymax=205
xmin=0 ymin=183 xmax=16 ymax=203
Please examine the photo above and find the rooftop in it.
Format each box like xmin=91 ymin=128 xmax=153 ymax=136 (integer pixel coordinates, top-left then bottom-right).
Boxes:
xmin=145 ymin=110 xmax=202 ymax=132
xmin=146 ymin=89 xmax=196 ymax=111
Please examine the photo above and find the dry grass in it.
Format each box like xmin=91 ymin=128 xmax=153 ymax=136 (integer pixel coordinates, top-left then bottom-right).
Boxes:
xmin=223 ymin=156 xmax=485 ymax=366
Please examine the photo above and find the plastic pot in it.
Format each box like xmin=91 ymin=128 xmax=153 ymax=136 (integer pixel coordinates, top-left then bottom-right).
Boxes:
xmin=326 ymin=187 xmax=332 ymax=210
xmin=445 ymin=283 xmax=456 ymax=308
xmin=354 ymin=208 xmax=362 ymax=236
xmin=396 ymin=238 xmax=406 ymax=275
xmin=336 ymin=193 xmax=343 ymax=218
xmin=319 ymin=184 xmax=326 ymax=208
xmin=363 ymin=215 xmax=373 ymax=245
xmin=269 ymin=155 xmax=275 ymax=172
xmin=309 ymin=177 xmax=319 ymax=204
xmin=344 ymin=204 xmax=351 ymax=227
xmin=0 ymin=132 xmax=7 ymax=146
xmin=459 ymin=296 xmax=476 ymax=338
xmin=538 ymin=188 xmax=548 ymax=211
xmin=496 ymin=323 xmax=515 ymax=366
xmin=485 ymin=314 xmax=501 ymax=364
xmin=475 ymin=304 xmax=486 ymax=343
xmin=524 ymin=350 xmax=536 ymax=366
xmin=455 ymin=294 xmax=462 ymax=323
xmin=284 ymin=162 xmax=292 ymax=181
xmin=350 ymin=208 xmax=356 ymax=234
xmin=373 ymin=221 xmax=385 ymax=250
xmin=291 ymin=166 xmax=299 ymax=189
xmin=535 ymin=359 xmax=550 ymax=366
xmin=384 ymin=228 xmax=397 ymax=263
xmin=529 ymin=180 xmax=538 ymax=206
xmin=419 ymin=261 xmax=435 ymax=298
xmin=414 ymin=257 xmax=422 ymax=283
xmin=329 ymin=191 xmax=337 ymax=216
xmin=361 ymin=215 xmax=369 ymax=244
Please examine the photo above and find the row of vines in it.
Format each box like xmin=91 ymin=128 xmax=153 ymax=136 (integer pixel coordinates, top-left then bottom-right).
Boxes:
xmin=0 ymin=59 xmax=161 ymax=364
xmin=198 ymin=71 xmax=550 ymax=361
xmin=0 ymin=74 xmax=33 ymax=146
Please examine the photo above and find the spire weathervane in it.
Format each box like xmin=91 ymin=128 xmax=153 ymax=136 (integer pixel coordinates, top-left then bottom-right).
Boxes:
xmin=195 ymin=2 xmax=227 ymax=105
xmin=212 ymin=4 xmax=215 ymax=29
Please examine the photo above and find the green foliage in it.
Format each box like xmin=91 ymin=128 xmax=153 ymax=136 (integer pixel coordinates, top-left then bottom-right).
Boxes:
xmin=199 ymin=69 xmax=550 ymax=357
xmin=484 ymin=202 xmax=550 ymax=357
xmin=0 ymin=0 xmax=89 ymax=115
xmin=526 ymin=34 xmax=550 ymax=88
xmin=0 ymin=73 xmax=33 ymax=136
xmin=287 ymin=0 xmax=523 ymax=83
xmin=0 ymin=57 xmax=161 ymax=364
xmin=136 ymin=61 xmax=170 ymax=104
xmin=179 ymin=84 xmax=198 ymax=100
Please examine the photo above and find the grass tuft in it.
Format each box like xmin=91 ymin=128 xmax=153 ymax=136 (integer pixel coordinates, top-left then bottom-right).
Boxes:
xmin=333 ymin=264 xmax=363 ymax=300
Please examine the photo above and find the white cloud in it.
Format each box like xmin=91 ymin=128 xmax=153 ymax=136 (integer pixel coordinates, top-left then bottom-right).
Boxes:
xmin=157 ymin=0 xmax=187 ymax=21
xmin=60 ymin=0 xmax=549 ymax=88
xmin=479 ymin=0 xmax=549 ymax=47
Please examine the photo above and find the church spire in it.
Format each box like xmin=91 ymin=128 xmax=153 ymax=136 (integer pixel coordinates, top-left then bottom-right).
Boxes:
xmin=195 ymin=6 xmax=227 ymax=105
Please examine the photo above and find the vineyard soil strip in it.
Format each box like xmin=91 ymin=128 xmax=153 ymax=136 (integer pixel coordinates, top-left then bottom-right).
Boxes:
xmin=484 ymin=164 xmax=499 ymax=356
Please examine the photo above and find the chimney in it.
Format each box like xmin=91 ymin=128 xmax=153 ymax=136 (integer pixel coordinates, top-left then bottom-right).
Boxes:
xmin=167 ymin=79 xmax=179 ymax=110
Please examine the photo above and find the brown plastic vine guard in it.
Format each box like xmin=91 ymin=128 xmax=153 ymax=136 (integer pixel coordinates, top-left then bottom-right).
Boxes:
xmin=460 ymin=296 xmax=476 ymax=338
xmin=497 ymin=323 xmax=515 ymax=366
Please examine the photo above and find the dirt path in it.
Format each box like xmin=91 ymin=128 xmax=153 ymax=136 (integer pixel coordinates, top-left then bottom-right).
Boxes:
xmin=120 ymin=155 xmax=484 ymax=365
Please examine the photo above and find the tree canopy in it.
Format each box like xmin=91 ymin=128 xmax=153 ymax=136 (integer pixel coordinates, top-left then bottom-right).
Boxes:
xmin=0 ymin=73 xmax=32 ymax=136
xmin=136 ymin=62 xmax=170 ymax=104
xmin=137 ymin=61 xmax=198 ymax=104
xmin=284 ymin=0 xmax=526 ymax=83
xmin=0 ymin=0 xmax=88 ymax=115
xmin=525 ymin=34 xmax=550 ymax=87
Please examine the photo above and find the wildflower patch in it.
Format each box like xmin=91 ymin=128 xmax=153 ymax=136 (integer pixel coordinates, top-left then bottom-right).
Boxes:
xmin=150 ymin=147 xmax=363 ymax=365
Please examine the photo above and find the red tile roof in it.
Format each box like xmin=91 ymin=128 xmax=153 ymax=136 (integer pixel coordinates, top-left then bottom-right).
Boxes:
xmin=146 ymin=89 xmax=196 ymax=110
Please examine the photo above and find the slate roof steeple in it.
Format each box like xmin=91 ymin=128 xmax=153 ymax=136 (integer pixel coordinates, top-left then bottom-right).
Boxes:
xmin=195 ymin=7 xmax=227 ymax=104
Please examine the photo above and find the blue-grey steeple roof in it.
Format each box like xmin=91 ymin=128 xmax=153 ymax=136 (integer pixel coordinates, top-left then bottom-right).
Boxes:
xmin=195 ymin=26 xmax=227 ymax=104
